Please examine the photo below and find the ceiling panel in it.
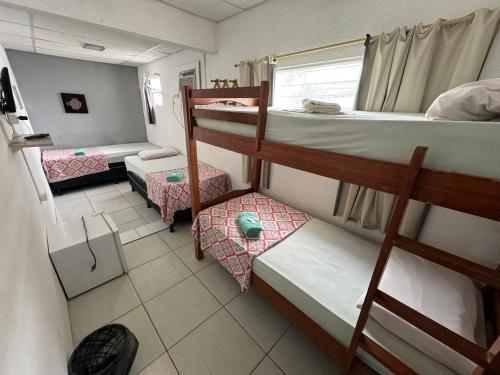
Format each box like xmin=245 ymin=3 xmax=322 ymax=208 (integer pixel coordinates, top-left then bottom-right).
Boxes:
xmin=0 ymin=5 xmax=30 ymax=25
xmin=33 ymin=29 xmax=148 ymax=56
xmin=160 ymin=0 xmax=241 ymax=22
xmin=150 ymin=42 xmax=183 ymax=54
xmin=36 ymin=47 xmax=124 ymax=65
xmin=33 ymin=14 xmax=158 ymax=51
xmin=225 ymin=0 xmax=266 ymax=8
xmin=124 ymin=50 xmax=171 ymax=65
xmin=0 ymin=33 xmax=33 ymax=48
xmin=34 ymin=39 xmax=135 ymax=61
xmin=0 ymin=20 xmax=31 ymax=38
xmin=2 ymin=43 xmax=34 ymax=53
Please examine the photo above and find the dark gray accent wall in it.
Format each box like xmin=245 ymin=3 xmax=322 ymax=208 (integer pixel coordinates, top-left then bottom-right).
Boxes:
xmin=6 ymin=50 xmax=147 ymax=148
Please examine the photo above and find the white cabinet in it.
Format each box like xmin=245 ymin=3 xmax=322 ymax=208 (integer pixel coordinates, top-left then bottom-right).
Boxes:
xmin=48 ymin=213 xmax=128 ymax=298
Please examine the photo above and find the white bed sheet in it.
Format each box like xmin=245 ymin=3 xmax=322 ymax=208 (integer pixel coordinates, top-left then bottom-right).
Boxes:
xmin=196 ymin=107 xmax=500 ymax=179
xmin=96 ymin=142 xmax=159 ymax=164
xmin=124 ymin=154 xmax=188 ymax=180
xmin=253 ymin=218 xmax=462 ymax=375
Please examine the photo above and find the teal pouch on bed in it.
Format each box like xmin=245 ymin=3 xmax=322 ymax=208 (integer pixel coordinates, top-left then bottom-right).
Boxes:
xmin=237 ymin=212 xmax=262 ymax=238
xmin=166 ymin=171 xmax=184 ymax=182
xmin=74 ymin=148 xmax=86 ymax=157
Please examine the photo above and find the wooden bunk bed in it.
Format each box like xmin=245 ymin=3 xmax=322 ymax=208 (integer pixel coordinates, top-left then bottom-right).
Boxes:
xmin=181 ymin=82 xmax=500 ymax=374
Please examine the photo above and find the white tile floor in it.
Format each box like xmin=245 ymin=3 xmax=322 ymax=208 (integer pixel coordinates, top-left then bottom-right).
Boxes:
xmin=54 ymin=181 xmax=168 ymax=241
xmin=59 ymin=182 xmax=341 ymax=374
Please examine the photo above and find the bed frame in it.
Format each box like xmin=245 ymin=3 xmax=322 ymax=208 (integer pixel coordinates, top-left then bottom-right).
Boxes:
xmin=181 ymin=82 xmax=500 ymax=374
xmin=50 ymin=161 xmax=128 ymax=195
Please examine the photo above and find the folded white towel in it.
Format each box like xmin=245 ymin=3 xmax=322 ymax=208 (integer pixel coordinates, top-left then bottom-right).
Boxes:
xmin=302 ymin=98 xmax=341 ymax=114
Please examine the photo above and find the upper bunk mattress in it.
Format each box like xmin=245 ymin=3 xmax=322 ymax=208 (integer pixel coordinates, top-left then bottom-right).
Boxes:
xmin=124 ymin=154 xmax=188 ymax=180
xmin=196 ymin=108 xmax=500 ymax=179
xmin=253 ymin=218 xmax=461 ymax=375
xmin=96 ymin=142 xmax=159 ymax=164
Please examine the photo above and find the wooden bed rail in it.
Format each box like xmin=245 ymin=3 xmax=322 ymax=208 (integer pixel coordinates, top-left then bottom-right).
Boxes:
xmin=184 ymin=83 xmax=500 ymax=221
xmin=182 ymin=82 xmax=500 ymax=374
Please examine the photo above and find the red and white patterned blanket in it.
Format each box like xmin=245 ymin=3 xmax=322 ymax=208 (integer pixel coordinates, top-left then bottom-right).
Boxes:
xmin=192 ymin=192 xmax=311 ymax=291
xmin=146 ymin=163 xmax=232 ymax=225
xmin=42 ymin=148 xmax=109 ymax=183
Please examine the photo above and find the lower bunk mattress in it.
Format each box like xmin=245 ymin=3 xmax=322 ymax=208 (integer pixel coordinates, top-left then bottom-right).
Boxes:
xmin=125 ymin=154 xmax=232 ymax=225
xmin=253 ymin=219 xmax=459 ymax=375
xmin=193 ymin=192 xmax=485 ymax=375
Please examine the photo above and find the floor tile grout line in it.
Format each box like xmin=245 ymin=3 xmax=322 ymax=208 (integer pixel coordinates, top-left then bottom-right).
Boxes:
xmin=265 ymin=324 xmax=294 ymax=375
xmin=176 ymin=246 xmax=216 ymax=275
xmin=139 ymin=272 xmax=193 ymax=305
xmin=135 ymin=259 xmax=194 ymax=303
xmin=125 ymin=273 xmax=179 ymax=375
xmin=71 ymin=276 xmax=141 ymax=344
xmin=185 ymin=258 xmax=274 ymax=367
xmin=109 ymin=206 xmax=144 ymax=227
xmin=266 ymin=322 xmax=293 ymax=354
xmin=116 ymin=308 xmax=165 ymax=374
xmin=223 ymin=303 xmax=276 ymax=358
xmin=248 ymin=353 xmax=269 ymax=375
xmin=166 ymin=305 xmax=225 ymax=351
xmin=125 ymin=247 xmax=173 ymax=271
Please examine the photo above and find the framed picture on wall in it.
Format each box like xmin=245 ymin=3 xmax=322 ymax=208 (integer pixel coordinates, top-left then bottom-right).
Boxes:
xmin=61 ymin=93 xmax=88 ymax=113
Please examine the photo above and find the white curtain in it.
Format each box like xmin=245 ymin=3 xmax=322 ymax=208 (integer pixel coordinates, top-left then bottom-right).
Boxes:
xmin=143 ymin=76 xmax=156 ymax=124
xmin=337 ymin=7 xmax=500 ymax=236
xmin=239 ymin=57 xmax=274 ymax=188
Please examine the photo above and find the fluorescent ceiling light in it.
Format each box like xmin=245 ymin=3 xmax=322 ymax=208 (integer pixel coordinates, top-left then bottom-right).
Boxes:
xmin=82 ymin=43 xmax=105 ymax=52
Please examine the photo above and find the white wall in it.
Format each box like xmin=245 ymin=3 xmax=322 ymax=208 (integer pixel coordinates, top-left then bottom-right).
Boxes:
xmin=0 ymin=44 xmax=72 ymax=375
xmin=139 ymin=0 xmax=500 ymax=242
xmin=8 ymin=50 xmax=147 ymax=149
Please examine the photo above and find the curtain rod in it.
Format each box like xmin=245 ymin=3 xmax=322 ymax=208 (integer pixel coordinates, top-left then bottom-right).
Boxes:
xmin=234 ymin=12 xmax=476 ymax=68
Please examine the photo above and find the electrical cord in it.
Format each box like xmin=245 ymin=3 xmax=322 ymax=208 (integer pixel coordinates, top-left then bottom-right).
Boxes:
xmin=82 ymin=216 xmax=97 ymax=272
xmin=172 ymin=93 xmax=184 ymax=129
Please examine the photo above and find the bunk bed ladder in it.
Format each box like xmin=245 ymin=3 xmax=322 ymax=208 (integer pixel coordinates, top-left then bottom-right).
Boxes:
xmin=342 ymin=146 xmax=500 ymax=374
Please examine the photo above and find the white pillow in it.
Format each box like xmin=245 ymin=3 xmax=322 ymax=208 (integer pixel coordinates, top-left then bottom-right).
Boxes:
xmin=357 ymin=248 xmax=482 ymax=375
xmin=426 ymin=78 xmax=500 ymax=121
xmin=138 ymin=147 xmax=178 ymax=160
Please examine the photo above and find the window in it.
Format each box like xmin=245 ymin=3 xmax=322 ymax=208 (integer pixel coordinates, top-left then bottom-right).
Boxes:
xmin=149 ymin=75 xmax=163 ymax=106
xmin=273 ymin=57 xmax=363 ymax=110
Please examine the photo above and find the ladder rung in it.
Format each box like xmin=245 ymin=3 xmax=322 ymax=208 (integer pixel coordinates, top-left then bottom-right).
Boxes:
xmin=373 ymin=289 xmax=489 ymax=368
xmin=358 ymin=334 xmax=418 ymax=375
xmin=393 ymin=235 xmax=500 ymax=289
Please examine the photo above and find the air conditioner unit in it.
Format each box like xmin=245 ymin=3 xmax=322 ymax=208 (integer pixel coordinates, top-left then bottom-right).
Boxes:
xmin=178 ymin=61 xmax=201 ymax=91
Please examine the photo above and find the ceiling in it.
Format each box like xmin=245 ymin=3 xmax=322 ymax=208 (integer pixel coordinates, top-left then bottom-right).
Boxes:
xmin=159 ymin=0 xmax=268 ymax=22
xmin=0 ymin=1 xmax=268 ymax=66
xmin=0 ymin=5 xmax=186 ymax=66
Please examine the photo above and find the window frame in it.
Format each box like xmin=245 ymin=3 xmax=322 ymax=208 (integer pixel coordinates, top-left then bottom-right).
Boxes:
xmin=272 ymin=56 xmax=363 ymax=110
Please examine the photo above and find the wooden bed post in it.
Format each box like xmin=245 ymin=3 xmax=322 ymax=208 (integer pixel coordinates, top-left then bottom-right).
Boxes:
xmin=182 ymin=84 xmax=203 ymax=260
xmin=342 ymin=146 xmax=428 ymax=374
xmin=251 ymin=81 xmax=269 ymax=192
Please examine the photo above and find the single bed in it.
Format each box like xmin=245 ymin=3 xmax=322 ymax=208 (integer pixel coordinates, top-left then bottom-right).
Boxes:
xmin=124 ymin=154 xmax=231 ymax=232
xmin=194 ymin=191 xmax=485 ymax=375
xmin=253 ymin=218 xmax=466 ymax=375
xmin=125 ymin=154 xmax=191 ymax=231
xmin=196 ymin=107 xmax=500 ymax=179
xmin=45 ymin=142 xmax=159 ymax=194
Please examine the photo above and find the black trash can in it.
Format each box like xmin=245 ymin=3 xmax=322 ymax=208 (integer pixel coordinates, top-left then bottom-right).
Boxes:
xmin=68 ymin=324 xmax=139 ymax=375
